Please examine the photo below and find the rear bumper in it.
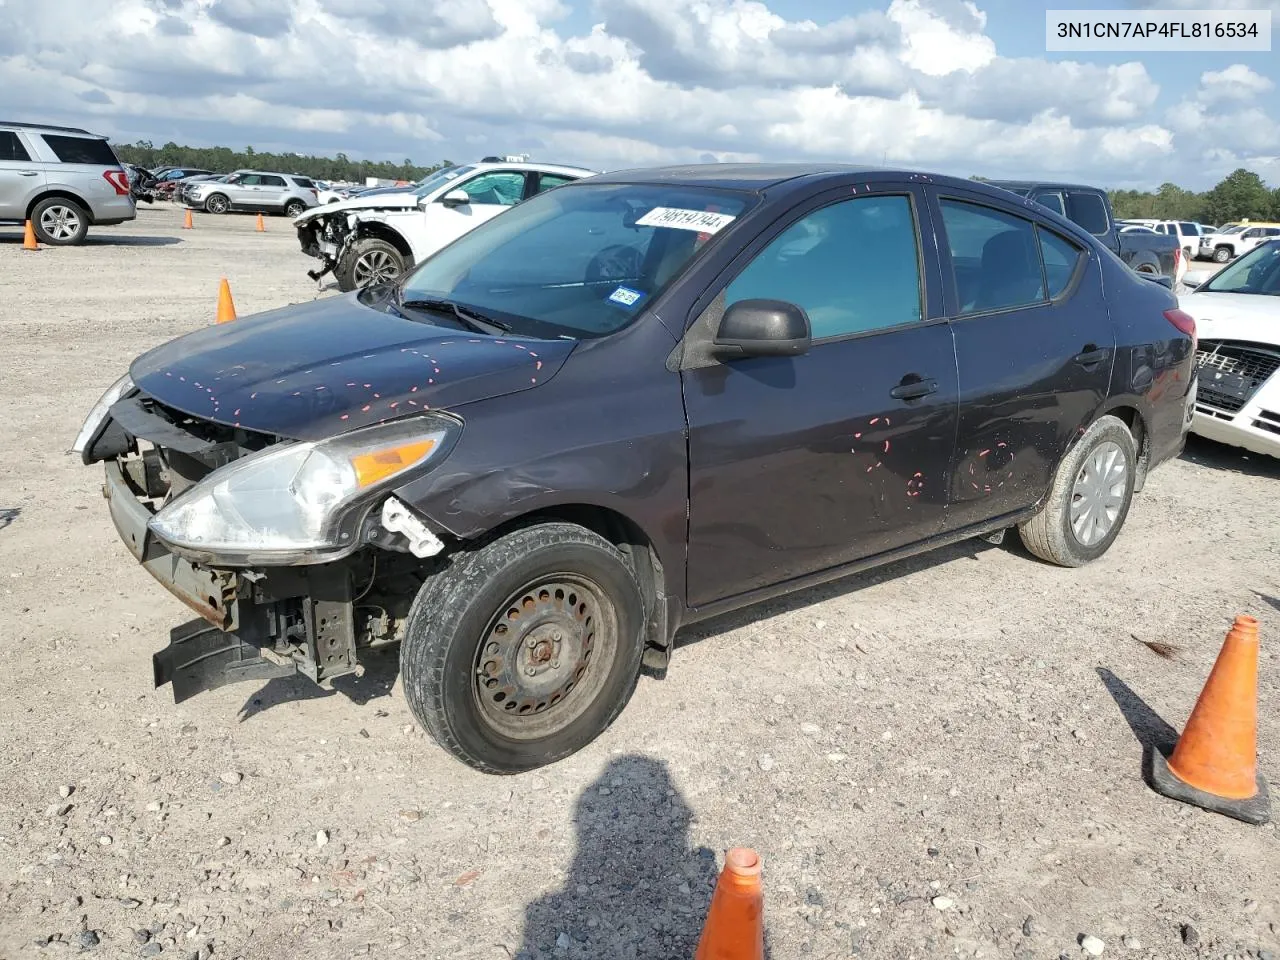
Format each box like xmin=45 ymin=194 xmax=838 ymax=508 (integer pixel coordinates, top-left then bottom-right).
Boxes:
xmin=90 ymin=195 xmax=136 ymax=224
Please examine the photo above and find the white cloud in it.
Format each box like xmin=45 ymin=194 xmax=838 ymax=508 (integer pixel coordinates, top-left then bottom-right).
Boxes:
xmin=0 ymin=0 xmax=1275 ymax=189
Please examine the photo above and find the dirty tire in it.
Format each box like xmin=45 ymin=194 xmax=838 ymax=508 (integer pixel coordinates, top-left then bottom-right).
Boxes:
xmin=400 ymin=522 xmax=645 ymax=774
xmin=204 ymin=193 xmax=229 ymax=214
xmin=1018 ymin=415 xmax=1136 ymax=567
xmin=284 ymin=199 xmax=307 ymax=218
xmin=1213 ymin=246 xmax=1232 ymax=264
xmin=31 ymin=196 xmax=89 ymax=246
xmin=335 ymin=238 xmax=406 ymax=292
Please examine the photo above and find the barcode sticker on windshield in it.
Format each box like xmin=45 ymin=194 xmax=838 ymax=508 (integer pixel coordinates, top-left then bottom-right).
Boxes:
xmin=635 ymin=207 xmax=737 ymax=234
xmin=608 ymin=286 xmax=645 ymax=307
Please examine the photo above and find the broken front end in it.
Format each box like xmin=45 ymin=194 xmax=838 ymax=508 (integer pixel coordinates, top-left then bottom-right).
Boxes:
xmin=296 ymin=210 xmax=356 ymax=283
xmin=77 ymin=377 xmax=460 ymax=702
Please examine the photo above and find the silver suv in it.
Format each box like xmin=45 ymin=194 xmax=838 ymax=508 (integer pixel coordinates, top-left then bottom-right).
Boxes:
xmin=0 ymin=121 xmax=136 ymax=245
xmin=184 ymin=170 xmax=319 ymax=218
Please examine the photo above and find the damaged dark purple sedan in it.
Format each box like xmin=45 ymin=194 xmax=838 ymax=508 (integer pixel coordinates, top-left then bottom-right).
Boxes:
xmin=77 ymin=163 xmax=1196 ymax=772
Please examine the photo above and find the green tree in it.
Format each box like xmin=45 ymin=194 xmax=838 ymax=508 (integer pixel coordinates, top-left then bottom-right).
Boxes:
xmin=112 ymin=141 xmax=448 ymax=183
xmin=1202 ymin=168 xmax=1272 ymax=224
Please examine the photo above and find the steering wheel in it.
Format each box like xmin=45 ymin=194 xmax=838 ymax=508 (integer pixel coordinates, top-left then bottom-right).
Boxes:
xmin=586 ymin=245 xmax=644 ymax=283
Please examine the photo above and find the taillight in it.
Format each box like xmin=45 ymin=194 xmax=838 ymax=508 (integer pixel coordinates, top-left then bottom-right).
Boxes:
xmin=1164 ymin=307 xmax=1196 ymax=351
xmin=103 ymin=170 xmax=130 ymax=195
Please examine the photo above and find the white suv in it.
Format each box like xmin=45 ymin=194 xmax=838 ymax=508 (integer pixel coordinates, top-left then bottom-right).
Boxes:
xmin=0 ymin=121 xmax=136 ymax=245
xmin=294 ymin=160 xmax=596 ymax=290
xmin=185 ymin=170 xmax=320 ymax=218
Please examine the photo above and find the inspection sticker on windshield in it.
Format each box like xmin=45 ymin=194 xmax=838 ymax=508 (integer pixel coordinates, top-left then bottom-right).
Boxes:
xmin=635 ymin=207 xmax=737 ymax=234
xmin=608 ymin=286 xmax=645 ymax=307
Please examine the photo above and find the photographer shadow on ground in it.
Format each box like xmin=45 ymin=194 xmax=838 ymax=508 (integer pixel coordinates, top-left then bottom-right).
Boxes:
xmin=516 ymin=753 xmax=768 ymax=960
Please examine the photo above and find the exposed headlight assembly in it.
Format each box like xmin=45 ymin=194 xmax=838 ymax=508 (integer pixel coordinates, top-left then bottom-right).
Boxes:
xmin=73 ymin=373 xmax=135 ymax=459
xmin=148 ymin=415 xmax=460 ymax=565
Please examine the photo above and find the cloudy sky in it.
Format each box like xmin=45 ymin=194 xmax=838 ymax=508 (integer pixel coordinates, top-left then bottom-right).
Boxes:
xmin=1 ymin=0 xmax=1277 ymax=189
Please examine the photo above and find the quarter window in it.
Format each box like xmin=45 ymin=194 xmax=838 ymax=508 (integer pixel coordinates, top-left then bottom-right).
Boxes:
xmin=40 ymin=134 xmax=118 ymax=166
xmin=939 ymin=199 xmax=1045 ymax=314
xmin=0 ymin=131 xmax=29 ymax=162
xmin=1033 ymin=191 xmax=1065 ymax=217
xmin=1037 ymin=227 xmax=1083 ymax=299
xmin=724 ymin=194 xmax=923 ymax=340
xmin=535 ymin=173 xmax=577 ymax=194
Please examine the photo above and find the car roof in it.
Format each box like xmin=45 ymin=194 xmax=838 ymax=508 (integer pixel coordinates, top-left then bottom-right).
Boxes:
xmin=986 ymin=179 xmax=1101 ymax=193
xmin=464 ymin=161 xmax=597 ymax=177
xmin=590 ymin=162 xmax=998 ymax=195
xmin=0 ymin=120 xmax=105 ymax=138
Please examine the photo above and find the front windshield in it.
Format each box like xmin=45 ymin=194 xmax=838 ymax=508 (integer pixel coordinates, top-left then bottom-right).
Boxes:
xmin=1202 ymin=241 xmax=1280 ymax=296
xmin=1218 ymin=225 xmax=1244 ymax=235
xmin=399 ymin=182 xmax=754 ymax=339
xmin=413 ymin=165 xmax=476 ymax=199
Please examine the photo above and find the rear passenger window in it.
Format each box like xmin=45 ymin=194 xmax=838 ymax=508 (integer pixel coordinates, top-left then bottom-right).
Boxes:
xmin=0 ymin=131 xmax=30 ymax=162
xmin=1065 ymin=191 xmax=1109 ymax=236
xmin=40 ymin=135 xmax=118 ymax=166
xmin=725 ymin=194 xmax=922 ymax=340
xmin=291 ymin=177 xmax=314 ymax=188
xmin=260 ymin=175 xmax=286 ymax=187
xmin=939 ymin=200 xmax=1045 ymax=314
xmin=1037 ymin=228 xmax=1083 ymax=299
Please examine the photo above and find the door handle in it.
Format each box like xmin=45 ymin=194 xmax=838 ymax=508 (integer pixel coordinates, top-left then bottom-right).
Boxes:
xmin=1073 ymin=345 xmax=1109 ymax=367
xmin=19 ymin=171 xmax=38 ymax=177
xmin=889 ymin=375 xmax=939 ymax=401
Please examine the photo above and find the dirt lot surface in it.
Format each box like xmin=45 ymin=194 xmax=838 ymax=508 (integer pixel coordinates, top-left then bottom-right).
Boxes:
xmin=1 ymin=206 xmax=1278 ymax=960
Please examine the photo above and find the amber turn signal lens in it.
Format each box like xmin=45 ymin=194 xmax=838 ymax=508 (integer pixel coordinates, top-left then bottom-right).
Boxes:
xmin=350 ymin=439 xmax=437 ymax=488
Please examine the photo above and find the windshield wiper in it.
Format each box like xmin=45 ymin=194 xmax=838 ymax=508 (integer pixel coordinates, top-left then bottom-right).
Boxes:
xmin=397 ymin=296 xmax=511 ymax=335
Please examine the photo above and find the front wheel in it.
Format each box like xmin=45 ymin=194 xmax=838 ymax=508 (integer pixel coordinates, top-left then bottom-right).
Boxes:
xmin=204 ymin=193 xmax=229 ymax=214
xmin=400 ymin=522 xmax=646 ymax=774
xmin=1213 ymin=246 xmax=1232 ymax=263
xmin=1018 ymin=415 xmax=1136 ymax=567
xmin=336 ymin=237 xmax=407 ymax=291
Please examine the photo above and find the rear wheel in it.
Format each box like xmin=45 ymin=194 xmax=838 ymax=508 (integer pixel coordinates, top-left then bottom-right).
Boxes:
xmin=284 ymin=199 xmax=307 ymax=218
xmin=32 ymin=197 xmax=89 ymax=245
xmin=336 ymin=237 xmax=407 ymax=292
xmin=399 ymin=522 xmax=646 ymax=774
xmin=204 ymin=193 xmax=229 ymax=214
xmin=1213 ymin=246 xmax=1232 ymax=263
xmin=1018 ymin=415 xmax=1136 ymax=567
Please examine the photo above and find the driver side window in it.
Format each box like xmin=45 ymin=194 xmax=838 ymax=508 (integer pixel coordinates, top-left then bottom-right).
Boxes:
xmin=724 ymin=194 xmax=923 ymax=340
xmin=455 ymin=172 xmax=527 ymax=206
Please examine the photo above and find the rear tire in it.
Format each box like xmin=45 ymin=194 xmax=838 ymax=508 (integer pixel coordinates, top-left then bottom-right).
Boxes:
xmin=336 ymin=237 xmax=407 ymax=292
xmin=284 ymin=199 xmax=307 ymax=218
xmin=1018 ymin=415 xmax=1136 ymax=567
xmin=31 ymin=197 xmax=89 ymax=246
xmin=204 ymin=193 xmax=229 ymax=214
xmin=399 ymin=522 xmax=646 ymax=774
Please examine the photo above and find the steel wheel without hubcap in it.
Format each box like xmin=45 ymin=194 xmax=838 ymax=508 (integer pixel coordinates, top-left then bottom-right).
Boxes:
xmin=1069 ymin=440 xmax=1127 ymax=547
xmin=474 ymin=575 xmax=618 ymax=740
xmin=353 ymin=248 xmax=401 ymax=287
xmin=39 ymin=205 xmax=82 ymax=242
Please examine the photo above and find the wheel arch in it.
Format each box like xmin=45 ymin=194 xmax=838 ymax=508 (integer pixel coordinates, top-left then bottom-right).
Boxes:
xmin=27 ymin=189 xmax=92 ymax=223
xmin=355 ymin=221 xmax=414 ymax=262
xmin=1093 ymin=402 xmax=1151 ymax=490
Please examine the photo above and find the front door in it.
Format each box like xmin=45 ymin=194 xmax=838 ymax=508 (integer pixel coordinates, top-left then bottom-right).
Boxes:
xmin=682 ymin=187 xmax=959 ymax=608
xmin=930 ymin=189 xmax=1116 ymax=531
xmin=414 ymin=170 xmax=530 ymax=260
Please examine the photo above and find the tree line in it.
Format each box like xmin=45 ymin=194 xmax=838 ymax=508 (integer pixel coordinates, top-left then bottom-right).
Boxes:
xmin=111 ymin=140 xmax=451 ymax=184
xmin=1108 ymin=168 xmax=1280 ymax=224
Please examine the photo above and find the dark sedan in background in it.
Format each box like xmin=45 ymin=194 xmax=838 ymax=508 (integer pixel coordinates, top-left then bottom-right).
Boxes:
xmin=77 ymin=164 xmax=1196 ymax=772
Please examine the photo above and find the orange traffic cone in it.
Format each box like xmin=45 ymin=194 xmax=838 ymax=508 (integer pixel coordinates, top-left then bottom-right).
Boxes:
xmin=183 ymin=208 xmax=194 ymax=230
xmin=255 ymin=212 xmax=265 ymax=232
xmin=1148 ymin=615 xmax=1271 ymax=824
xmin=215 ymin=278 xmax=237 ymax=324
xmin=22 ymin=219 xmax=39 ymax=250
xmin=694 ymin=849 xmax=764 ymax=960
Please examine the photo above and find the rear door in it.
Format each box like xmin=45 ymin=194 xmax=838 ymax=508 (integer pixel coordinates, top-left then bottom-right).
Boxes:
xmin=682 ymin=184 xmax=960 ymax=606
xmin=256 ymin=174 xmax=288 ymax=209
xmin=0 ymin=130 xmax=42 ymax=219
xmin=930 ymin=188 xmax=1115 ymax=531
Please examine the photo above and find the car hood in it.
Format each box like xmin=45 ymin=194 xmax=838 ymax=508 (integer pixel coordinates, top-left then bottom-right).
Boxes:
xmin=1179 ymin=291 xmax=1280 ymax=345
xmin=129 ymin=295 xmax=575 ymax=441
xmin=294 ymin=192 xmax=419 ymax=223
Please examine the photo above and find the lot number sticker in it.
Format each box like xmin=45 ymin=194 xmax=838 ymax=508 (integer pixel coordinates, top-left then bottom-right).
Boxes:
xmin=635 ymin=207 xmax=737 ymax=234
xmin=608 ymin=286 xmax=645 ymax=307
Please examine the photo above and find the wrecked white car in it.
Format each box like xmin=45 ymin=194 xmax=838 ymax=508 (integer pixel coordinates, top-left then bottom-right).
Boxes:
xmin=294 ymin=160 xmax=596 ymax=291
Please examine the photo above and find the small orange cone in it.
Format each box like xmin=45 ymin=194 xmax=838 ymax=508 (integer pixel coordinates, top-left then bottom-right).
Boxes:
xmin=255 ymin=212 xmax=265 ymax=232
xmin=183 ymin=208 xmax=194 ymax=230
xmin=22 ymin=219 xmax=39 ymax=250
xmin=215 ymin=278 xmax=237 ymax=324
xmin=694 ymin=849 xmax=764 ymax=960
xmin=1149 ymin=615 xmax=1271 ymax=824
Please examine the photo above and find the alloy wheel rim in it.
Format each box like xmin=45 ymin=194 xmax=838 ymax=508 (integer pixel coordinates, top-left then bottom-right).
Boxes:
xmin=40 ymin=205 xmax=81 ymax=240
xmin=1069 ymin=440 xmax=1127 ymax=547
xmin=353 ymin=250 xmax=400 ymax=286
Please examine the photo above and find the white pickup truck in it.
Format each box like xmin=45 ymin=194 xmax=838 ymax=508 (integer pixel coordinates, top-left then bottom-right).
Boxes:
xmin=1200 ymin=222 xmax=1280 ymax=263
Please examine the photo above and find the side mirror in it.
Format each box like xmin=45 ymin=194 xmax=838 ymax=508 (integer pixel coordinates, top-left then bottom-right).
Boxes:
xmin=1181 ymin=278 xmax=1201 ymax=290
xmin=440 ymin=189 xmax=470 ymax=207
xmin=713 ymin=299 xmax=811 ymax=358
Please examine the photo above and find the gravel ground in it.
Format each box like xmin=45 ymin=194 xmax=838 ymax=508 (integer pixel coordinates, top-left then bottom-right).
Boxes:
xmin=1 ymin=205 xmax=1278 ymax=960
